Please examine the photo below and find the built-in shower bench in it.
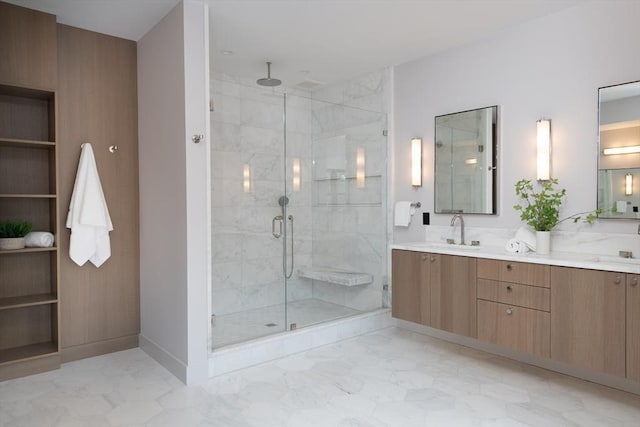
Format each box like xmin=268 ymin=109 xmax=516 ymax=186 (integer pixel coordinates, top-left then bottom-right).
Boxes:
xmin=296 ymin=268 xmax=373 ymax=286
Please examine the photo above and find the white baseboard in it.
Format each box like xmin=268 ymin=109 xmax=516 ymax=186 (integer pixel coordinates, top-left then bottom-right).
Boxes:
xmin=139 ymin=334 xmax=187 ymax=383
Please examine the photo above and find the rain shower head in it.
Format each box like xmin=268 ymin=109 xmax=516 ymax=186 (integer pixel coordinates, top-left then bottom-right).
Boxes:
xmin=257 ymin=62 xmax=282 ymax=87
xmin=278 ymin=195 xmax=289 ymax=207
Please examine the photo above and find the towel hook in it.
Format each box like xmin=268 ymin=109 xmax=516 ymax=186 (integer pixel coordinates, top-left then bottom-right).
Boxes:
xmin=108 ymin=145 xmax=118 ymax=153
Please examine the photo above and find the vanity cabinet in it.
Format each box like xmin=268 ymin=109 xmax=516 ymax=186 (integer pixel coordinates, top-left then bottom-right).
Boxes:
xmin=393 ymin=247 xmax=640 ymax=392
xmin=628 ymin=274 xmax=640 ymax=381
xmin=477 ymin=259 xmax=550 ymax=357
xmin=391 ymin=250 xmax=431 ymax=325
xmin=392 ymin=250 xmax=476 ymax=337
xmin=550 ymin=267 xmax=626 ymax=377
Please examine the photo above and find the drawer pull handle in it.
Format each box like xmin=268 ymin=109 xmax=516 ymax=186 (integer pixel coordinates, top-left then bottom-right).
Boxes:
xmin=430 ymin=256 xmax=436 ymax=262
xmin=614 ymin=276 xmax=622 ymax=285
xmin=631 ymin=277 xmax=638 ymax=287
xmin=506 ymin=264 xmax=512 ymax=271
xmin=506 ymin=285 xmax=513 ymax=292
xmin=506 ymin=308 xmax=514 ymax=315
xmin=422 ymin=255 xmax=428 ymax=261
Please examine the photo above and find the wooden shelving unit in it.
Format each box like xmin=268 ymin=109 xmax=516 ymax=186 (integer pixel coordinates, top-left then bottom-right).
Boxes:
xmin=0 ymin=82 xmax=60 ymax=379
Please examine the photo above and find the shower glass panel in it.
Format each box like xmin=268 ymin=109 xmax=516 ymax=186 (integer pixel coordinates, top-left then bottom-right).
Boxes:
xmin=210 ymin=75 xmax=387 ymax=350
xmin=210 ymin=82 xmax=288 ymax=347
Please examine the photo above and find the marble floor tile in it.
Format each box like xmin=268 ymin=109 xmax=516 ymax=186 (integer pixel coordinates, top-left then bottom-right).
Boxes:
xmin=1 ymin=327 xmax=639 ymax=426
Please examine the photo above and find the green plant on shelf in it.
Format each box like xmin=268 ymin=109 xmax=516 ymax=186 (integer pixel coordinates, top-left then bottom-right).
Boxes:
xmin=0 ymin=221 xmax=33 ymax=238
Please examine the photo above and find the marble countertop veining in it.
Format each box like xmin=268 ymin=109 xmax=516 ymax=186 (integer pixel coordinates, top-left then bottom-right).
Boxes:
xmin=391 ymin=242 xmax=640 ymax=274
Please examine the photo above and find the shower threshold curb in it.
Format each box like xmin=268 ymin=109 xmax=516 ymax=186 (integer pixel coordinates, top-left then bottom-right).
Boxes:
xmin=208 ymin=308 xmax=392 ymax=377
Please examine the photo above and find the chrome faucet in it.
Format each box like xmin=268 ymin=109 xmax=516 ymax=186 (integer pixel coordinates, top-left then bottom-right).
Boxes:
xmin=450 ymin=214 xmax=465 ymax=245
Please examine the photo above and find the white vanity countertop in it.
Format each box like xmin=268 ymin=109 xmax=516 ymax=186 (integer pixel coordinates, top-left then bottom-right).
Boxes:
xmin=391 ymin=242 xmax=640 ymax=274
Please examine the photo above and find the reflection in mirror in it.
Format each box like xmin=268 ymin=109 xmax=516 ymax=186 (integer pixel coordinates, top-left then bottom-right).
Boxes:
xmin=434 ymin=106 xmax=497 ymax=214
xmin=598 ymin=80 xmax=640 ymax=219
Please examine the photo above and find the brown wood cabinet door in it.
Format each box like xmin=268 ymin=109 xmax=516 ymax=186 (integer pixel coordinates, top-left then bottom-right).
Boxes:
xmin=628 ymin=274 xmax=640 ymax=381
xmin=57 ymin=25 xmax=139 ymax=353
xmin=550 ymin=267 xmax=625 ymax=377
xmin=392 ymin=250 xmax=430 ymax=325
xmin=431 ymin=255 xmax=477 ymax=337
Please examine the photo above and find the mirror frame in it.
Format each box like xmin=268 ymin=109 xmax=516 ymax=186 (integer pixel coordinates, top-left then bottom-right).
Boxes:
xmin=434 ymin=105 xmax=498 ymax=215
xmin=597 ymin=79 xmax=640 ymax=220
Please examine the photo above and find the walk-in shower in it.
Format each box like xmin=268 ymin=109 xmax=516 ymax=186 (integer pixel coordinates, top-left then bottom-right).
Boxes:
xmin=209 ymin=70 xmax=388 ymax=349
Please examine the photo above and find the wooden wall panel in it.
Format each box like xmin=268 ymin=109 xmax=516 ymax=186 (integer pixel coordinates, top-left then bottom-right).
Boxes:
xmin=0 ymin=2 xmax=57 ymax=89
xmin=57 ymin=25 xmax=139 ymax=354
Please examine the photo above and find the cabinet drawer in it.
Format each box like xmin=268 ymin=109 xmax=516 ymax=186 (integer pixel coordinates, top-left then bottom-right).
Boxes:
xmin=477 ymin=300 xmax=550 ymax=358
xmin=477 ymin=279 xmax=550 ymax=311
xmin=477 ymin=259 xmax=549 ymax=288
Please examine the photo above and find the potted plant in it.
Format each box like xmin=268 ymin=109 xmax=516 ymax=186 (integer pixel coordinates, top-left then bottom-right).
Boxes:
xmin=513 ymin=179 xmax=598 ymax=254
xmin=0 ymin=221 xmax=33 ymax=250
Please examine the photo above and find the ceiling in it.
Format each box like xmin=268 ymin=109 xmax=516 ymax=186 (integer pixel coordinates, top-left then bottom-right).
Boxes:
xmin=6 ymin=0 xmax=584 ymax=88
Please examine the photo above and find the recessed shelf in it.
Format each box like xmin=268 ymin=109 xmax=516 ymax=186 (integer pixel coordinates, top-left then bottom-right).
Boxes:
xmin=0 ymin=137 xmax=55 ymax=148
xmin=0 ymin=194 xmax=56 ymax=198
xmin=0 ymin=247 xmax=56 ymax=255
xmin=0 ymin=342 xmax=58 ymax=365
xmin=0 ymin=293 xmax=57 ymax=310
xmin=313 ymin=203 xmax=382 ymax=207
xmin=313 ymin=174 xmax=382 ymax=182
xmin=0 ymin=83 xmax=54 ymax=99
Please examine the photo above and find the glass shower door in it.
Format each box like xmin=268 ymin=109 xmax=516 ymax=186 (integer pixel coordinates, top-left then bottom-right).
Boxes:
xmin=210 ymin=79 xmax=288 ymax=348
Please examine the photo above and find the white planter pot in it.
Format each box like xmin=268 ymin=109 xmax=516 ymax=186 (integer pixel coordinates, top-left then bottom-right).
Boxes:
xmin=0 ymin=237 xmax=26 ymax=250
xmin=536 ymin=231 xmax=551 ymax=255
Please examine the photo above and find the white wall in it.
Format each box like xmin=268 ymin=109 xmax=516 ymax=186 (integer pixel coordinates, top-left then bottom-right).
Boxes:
xmin=138 ymin=1 xmax=188 ymax=371
xmin=138 ymin=0 xmax=209 ymax=383
xmin=393 ymin=0 xmax=640 ymax=243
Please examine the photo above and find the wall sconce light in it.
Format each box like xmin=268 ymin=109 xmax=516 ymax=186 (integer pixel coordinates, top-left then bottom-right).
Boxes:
xmin=243 ymin=164 xmax=251 ymax=193
xmin=536 ymin=118 xmax=551 ymax=181
xmin=603 ymin=145 xmax=640 ymax=155
xmin=411 ymin=137 xmax=422 ymax=187
xmin=356 ymin=147 xmax=365 ymax=188
xmin=292 ymin=158 xmax=301 ymax=192
xmin=625 ymin=173 xmax=633 ymax=196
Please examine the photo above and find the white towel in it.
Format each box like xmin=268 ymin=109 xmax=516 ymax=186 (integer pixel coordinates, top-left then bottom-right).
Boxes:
xmin=506 ymin=239 xmax=529 ymax=254
xmin=394 ymin=201 xmax=415 ymax=227
xmin=616 ymin=200 xmax=627 ymax=213
xmin=25 ymin=232 xmax=55 ymax=248
xmin=66 ymin=143 xmax=113 ymax=267
xmin=515 ymin=227 xmax=536 ymax=251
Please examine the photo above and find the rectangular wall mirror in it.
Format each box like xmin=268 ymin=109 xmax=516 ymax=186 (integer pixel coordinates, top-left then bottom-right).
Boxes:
xmin=597 ymin=80 xmax=640 ymax=219
xmin=434 ymin=105 xmax=498 ymax=214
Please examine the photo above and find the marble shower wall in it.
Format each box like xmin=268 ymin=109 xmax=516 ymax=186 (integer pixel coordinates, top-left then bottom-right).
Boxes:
xmin=210 ymin=73 xmax=313 ymax=316
xmin=210 ymin=69 xmax=389 ymax=318
xmin=308 ymin=69 xmax=389 ymax=312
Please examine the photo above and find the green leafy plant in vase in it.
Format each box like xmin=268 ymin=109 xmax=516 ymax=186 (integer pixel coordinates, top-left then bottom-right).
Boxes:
xmin=0 ymin=220 xmax=33 ymax=250
xmin=513 ymin=179 xmax=599 ymax=254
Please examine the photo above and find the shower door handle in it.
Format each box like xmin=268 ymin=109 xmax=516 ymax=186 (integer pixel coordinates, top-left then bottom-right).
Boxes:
xmin=272 ymin=215 xmax=283 ymax=238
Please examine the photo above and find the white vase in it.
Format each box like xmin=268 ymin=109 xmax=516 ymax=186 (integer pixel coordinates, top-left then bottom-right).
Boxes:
xmin=0 ymin=237 xmax=25 ymax=250
xmin=536 ymin=231 xmax=551 ymax=255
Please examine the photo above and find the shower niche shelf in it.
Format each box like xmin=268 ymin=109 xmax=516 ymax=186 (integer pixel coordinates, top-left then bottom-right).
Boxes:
xmin=297 ymin=268 xmax=373 ymax=287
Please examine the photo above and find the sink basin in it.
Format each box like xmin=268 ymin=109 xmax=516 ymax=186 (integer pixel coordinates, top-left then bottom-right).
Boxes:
xmin=412 ymin=242 xmax=481 ymax=251
xmin=586 ymin=255 xmax=640 ymax=265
